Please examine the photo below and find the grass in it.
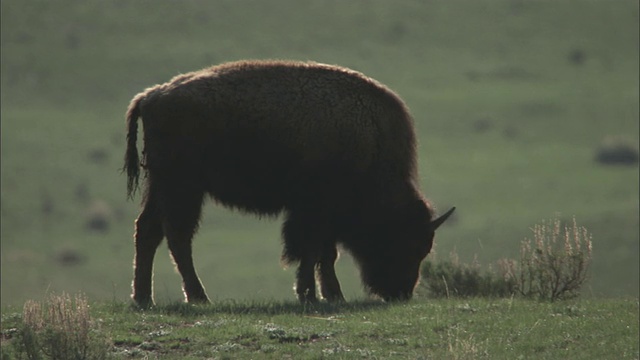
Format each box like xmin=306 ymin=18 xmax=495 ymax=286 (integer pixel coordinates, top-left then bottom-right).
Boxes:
xmin=1 ymin=297 xmax=638 ymax=359
xmin=1 ymin=0 xmax=639 ymax=308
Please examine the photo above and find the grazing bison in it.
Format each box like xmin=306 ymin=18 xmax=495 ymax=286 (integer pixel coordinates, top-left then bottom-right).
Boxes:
xmin=124 ymin=60 xmax=454 ymax=307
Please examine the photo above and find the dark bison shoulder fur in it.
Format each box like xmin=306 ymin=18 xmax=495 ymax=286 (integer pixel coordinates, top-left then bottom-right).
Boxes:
xmin=124 ymin=60 xmax=454 ymax=306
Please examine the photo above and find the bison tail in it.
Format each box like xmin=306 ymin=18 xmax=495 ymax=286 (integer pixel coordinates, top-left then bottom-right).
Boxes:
xmin=124 ymin=93 xmax=144 ymax=200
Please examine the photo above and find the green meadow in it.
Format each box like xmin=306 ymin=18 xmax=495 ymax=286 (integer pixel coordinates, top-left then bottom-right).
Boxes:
xmin=1 ymin=297 xmax=638 ymax=359
xmin=1 ymin=0 xmax=638 ymax=309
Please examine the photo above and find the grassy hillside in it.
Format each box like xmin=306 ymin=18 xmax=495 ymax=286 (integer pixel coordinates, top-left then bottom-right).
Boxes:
xmin=1 ymin=0 xmax=638 ymax=306
xmin=1 ymin=297 xmax=638 ymax=359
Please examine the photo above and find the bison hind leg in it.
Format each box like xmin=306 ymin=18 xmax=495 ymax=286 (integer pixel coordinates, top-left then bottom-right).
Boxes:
xmin=132 ymin=191 xmax=165 ymax=308
xmin=161 ymin=183 xmax=210 ymax=304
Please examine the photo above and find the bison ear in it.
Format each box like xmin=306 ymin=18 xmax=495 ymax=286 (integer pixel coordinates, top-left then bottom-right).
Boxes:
xmin=430 ymin=207 xmax=456 ymax=230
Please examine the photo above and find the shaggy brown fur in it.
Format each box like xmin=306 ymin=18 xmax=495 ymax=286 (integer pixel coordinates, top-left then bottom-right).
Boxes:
xmin=124 ymin=60 xmax=454 ymax=307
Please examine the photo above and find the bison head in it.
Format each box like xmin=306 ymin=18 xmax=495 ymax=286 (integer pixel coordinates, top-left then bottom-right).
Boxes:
xmin=353 ymin=201 xmax=455 ymax=301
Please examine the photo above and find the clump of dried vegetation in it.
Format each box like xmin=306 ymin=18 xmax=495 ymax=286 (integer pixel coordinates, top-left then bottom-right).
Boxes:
xmin=14 ymin=292 xmax=110 ymax=360
xmin=518 ymin=217 xmax=593 ymax=301
xmin=422 ymin=216 xmax=593 ymax=301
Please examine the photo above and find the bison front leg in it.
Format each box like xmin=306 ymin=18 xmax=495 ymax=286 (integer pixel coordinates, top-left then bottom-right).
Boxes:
xmin=296 ymin=257 xmax=319 ymax=303
xmin=166 ymin=230 xmax=210 ymax=304
xmin=282 ymin=212 xmax=322 ymax=303
xmin=317 ymin=245 xmax=345 ymax=302
xmin=283 ymin=212 xmax=345 ymax=303
xmin=132 ymin=194 xmax=164 ymax=308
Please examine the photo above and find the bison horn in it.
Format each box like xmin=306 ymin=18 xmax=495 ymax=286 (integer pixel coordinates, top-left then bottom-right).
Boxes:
xmin=431 ymin=207 xmax=456 ymax=230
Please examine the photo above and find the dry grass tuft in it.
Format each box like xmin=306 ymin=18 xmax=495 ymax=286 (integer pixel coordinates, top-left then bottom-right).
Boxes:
xmin=17 ymin=292 xmax=110 ymax=360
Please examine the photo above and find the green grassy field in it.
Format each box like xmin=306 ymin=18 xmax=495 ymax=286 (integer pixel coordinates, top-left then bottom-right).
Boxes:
xmin=1 ymin=297 xmax=638 ymax=359
xmin=1 ymin=0 xmax=639 ymax=308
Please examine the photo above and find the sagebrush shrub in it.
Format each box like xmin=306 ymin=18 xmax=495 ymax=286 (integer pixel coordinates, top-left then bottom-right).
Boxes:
xmin=421 ymin=217 xmax=592 ymax=301
xmin=518 ymin=217 xmax=593 ymax=301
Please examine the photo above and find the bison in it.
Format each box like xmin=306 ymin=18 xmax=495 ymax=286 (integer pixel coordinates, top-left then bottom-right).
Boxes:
xmin=124 ymin=60 xmax=454 ymax=307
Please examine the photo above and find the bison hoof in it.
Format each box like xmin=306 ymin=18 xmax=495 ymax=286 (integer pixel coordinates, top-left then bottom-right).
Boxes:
xmin=187 ymin=297 xmax=211 ymax=305
xmin=132 ymin=297 xmax=155 ymax=310
xmin=297 ymin=293 xmax=319 ymax=304
xmin=325 ymin=294 xmax=346 ymax=303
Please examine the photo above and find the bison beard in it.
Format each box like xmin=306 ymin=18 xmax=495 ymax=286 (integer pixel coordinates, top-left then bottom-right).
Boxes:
xmin=124 ymin=60 xmax=455 ymax=307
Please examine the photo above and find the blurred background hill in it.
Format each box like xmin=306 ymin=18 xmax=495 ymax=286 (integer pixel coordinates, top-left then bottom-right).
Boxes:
xmin=1 ymin=0 xmax=638 ymax=306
